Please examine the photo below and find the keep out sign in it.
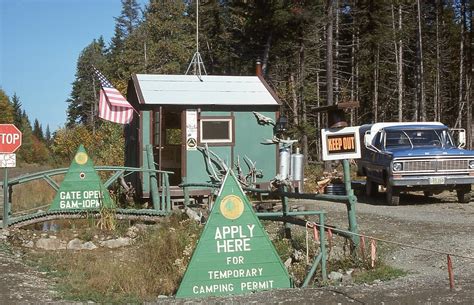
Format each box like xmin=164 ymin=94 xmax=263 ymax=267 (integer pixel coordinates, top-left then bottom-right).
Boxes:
xmin=321 ymin=127 xmax=361 ymax=161
xmin=176 ymin=171 xmax=291 ymax=298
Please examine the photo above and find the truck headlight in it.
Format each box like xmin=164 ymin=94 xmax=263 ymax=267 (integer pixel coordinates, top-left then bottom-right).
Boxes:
xmin=393 ymin=162 xmax=403 ymax=172
xmin=469 ymin=160 xmax=474 ymax=169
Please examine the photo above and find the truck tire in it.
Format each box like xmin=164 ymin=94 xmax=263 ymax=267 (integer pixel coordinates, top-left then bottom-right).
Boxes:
xmin=365 ymin=179 xmax=378 ymax=197
xmin=386 ymin=184 xmax=400 ymax=206
xmin=456 ymin=186 xmax=471 ymax=204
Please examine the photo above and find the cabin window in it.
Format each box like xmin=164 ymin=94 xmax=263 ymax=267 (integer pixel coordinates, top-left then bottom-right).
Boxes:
xmin=200 ymin=118 xmax=233 ymax=143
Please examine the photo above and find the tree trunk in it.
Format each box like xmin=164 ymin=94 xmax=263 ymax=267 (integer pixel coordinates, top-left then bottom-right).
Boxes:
xmin=290 ymin=74 xmax=299 ymax=126
xmin=324 ymin=0 xmax=334 ymax=172
xmin=455 ymin=0 xmax=465 ymax=128
xmin=326 ymin=0 xmax=334 ymax=107
xmin=373 ymin=46 xmax=379 ymax=122
xmin=392 ymin=3 xmax=403 ymax=122
xmin=351 ymin=17 xmax=356 ymax=125
xmin=299 ymin=43 xmax=308 ymax=164
xmin=335 ymin=0 xmax=339 ymax=103
xmin=435 ymin=0 xmax=441 ymax=121
xmin=262 ymin=33 xmax=272 ymax=76
xmin=466 ymin=0 xmax=472 ymax=148
xmin=417 ymin=0 xmax=426 ymax=121
xmin=316 ymin=70 xmax=322 ymax=161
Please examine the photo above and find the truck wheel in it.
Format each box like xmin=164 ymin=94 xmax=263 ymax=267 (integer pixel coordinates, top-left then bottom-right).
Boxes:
xmin=365 ymin=179 xmax=378 ymax=197
xmin=386 ymin=184 xmax=400 ymax=206
xmin=456 ymin=187 xmax=471 ymax=204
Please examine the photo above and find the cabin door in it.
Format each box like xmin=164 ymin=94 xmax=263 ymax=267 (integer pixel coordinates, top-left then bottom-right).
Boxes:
xmin=154 ymin=109 xmax=182 ymax=186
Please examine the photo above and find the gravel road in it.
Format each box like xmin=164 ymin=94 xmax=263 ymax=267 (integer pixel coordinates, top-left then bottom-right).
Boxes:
xmin=1 ymin=190 xmax=474 ymax=304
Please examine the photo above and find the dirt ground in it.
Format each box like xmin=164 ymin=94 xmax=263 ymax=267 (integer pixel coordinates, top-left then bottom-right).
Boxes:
xmin=1 ymin=190 xmax=474 ymax=304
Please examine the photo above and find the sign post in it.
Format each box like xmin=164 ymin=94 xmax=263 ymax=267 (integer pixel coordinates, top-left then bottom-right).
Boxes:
xmin=0 ymin=124 xmax=22 ymax=228
xmin=176 ymin=171 xmax=291 ymax=298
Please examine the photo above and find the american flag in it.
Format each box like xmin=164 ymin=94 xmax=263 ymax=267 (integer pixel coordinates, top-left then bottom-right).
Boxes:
xmin=93 ymin=68 xmax=134 ymax=124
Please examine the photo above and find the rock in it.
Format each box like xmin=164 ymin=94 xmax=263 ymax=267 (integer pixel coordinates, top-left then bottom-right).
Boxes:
xmin=67 ymin=238 xmax=84 ymax=250
xmin=293 ymin=250 xmax=304 ymax=262
xmin=126 ymin=226 xmax=140 ymax=239
xmin=82 ymin=241 xmax=98 ymax=250
xmin=22 ymin=240 xmax=34 ymax=248
xmin=342 ymin=273 xmax=353 ymax=284
xmin=328 ymin=271 xmax=344 ymax=282
xmin=284 ymin=257 xmax=292 ymax=268
xmin=36 ymin=238 xmax=66 ymax=250
xmin=0 ymin=229 xmax=9 ymax=240
xmin=99 ymin=237 xmax=131 ymax=248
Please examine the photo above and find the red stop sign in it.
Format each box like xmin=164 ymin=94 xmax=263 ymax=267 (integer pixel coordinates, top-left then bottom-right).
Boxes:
xmin=0 ymin=124 xmax=22 ymax=153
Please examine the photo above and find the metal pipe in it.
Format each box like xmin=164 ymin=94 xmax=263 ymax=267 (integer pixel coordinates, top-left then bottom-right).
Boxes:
xmin=302 ymin=253 xmax=323 ymax=288
xmin=165 ymin=173 xmax=171 ymax=212
xmin=256 ymin=211 xmax=324 ymax=217
xmin=146 ymin=145 xmax=161 ymax=211
xmin=3 ymin=167 xmax=8 ymax=228
xmin=343 ymin=159 xmax=359 ymax=246
xmin=301 ymin=213 xmax=327 ymax=287
xmin=320 ymin=213 xmax=327 ymax=280
xmin=182 ymin=177 xmax=190 ymax=206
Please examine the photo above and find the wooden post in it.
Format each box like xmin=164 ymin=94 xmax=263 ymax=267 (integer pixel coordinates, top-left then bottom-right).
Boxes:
xmin=447 ymin=254 xmax=455 ymax=289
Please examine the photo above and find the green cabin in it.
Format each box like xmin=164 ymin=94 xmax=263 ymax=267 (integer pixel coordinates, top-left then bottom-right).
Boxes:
xmin=125 ymin=74 xmax=281 ymax=199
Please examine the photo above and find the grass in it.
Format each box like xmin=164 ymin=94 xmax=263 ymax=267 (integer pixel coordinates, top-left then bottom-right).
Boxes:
xmin=26 ymin=213 xmax=202 ymax=303
xmin=353 ymin=263 xmax=407 ymax=283
xmin=10 ymin=176 xmax=64 ymax=215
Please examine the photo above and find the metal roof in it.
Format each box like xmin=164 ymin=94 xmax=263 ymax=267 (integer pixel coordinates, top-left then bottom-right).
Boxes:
xmin=134 ymin=74 xmax=280 ymax=106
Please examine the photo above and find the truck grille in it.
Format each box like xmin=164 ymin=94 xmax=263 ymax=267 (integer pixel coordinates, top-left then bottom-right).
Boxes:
xmin=399 ymin=159 xmax=471 ymax=173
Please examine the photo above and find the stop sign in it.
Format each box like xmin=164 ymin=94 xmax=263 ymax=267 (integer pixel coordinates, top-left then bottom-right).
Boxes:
xmin=0 ymin=124 xmax=22 ymax=153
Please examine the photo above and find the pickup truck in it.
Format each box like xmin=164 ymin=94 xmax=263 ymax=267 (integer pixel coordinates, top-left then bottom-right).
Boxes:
xmin=356 ymin=122 xmax=474 ymax=205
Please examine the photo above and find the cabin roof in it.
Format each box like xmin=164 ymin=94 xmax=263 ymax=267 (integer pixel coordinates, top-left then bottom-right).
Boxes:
xmin=132 ymin=74 xmax=280 ymax=106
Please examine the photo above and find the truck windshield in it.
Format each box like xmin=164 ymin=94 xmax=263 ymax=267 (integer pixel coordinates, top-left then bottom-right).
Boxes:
xmin=385 ymin=129 xmax=455 ymax=149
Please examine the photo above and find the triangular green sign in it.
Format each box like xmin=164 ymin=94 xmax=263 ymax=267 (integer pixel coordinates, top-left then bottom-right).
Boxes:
xmin=176 ymin=170 xmax=291 ymax=298
xmin=49 ymin=145 xmax=114 ymax=211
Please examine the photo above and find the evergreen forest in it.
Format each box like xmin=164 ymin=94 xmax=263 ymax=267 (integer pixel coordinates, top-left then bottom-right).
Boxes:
xmin=1 ymin=0 xmax=472 ymax=164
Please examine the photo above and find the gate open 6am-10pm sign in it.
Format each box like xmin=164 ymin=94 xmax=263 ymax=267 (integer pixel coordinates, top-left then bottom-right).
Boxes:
xmin=0 ymin=124 xmax=22 ymax=153
xmin=176 ymin=170 xmax=291 ymax=298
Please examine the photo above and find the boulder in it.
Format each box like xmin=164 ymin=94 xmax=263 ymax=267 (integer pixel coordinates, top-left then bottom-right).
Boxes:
xmin=67 ymin=238 xmax=84 ymax=251
xmin=328 ymin=271 xmax=344 ymax=282
xmin=82 ymin=241 xmax=98 ymax=250
xmin=36 ymin=238 xmax=66 ymax=250
xmin=99 ymin=237 xmax=131 ymax=249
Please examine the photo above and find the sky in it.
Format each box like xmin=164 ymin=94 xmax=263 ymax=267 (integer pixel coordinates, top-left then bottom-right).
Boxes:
xmin=0 ymin=0 xmax=146 ymax=131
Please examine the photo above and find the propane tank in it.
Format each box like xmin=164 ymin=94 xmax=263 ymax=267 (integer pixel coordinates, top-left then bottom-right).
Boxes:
xmin=279 ymin=144 xmax=291 ymax=180
xmin=291 ymin=148 xmax=304 ymax=192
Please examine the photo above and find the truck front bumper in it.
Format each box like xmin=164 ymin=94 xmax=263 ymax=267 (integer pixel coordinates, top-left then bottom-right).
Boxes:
xmin=390 ymin=175 xmax=474 ymax=187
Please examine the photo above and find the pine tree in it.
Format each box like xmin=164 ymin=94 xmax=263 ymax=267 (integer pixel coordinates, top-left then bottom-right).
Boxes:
xmin=66 ymin=38 xmax=107 ymax=127
xmin=0 ymin=89 xmax=14 ymax=124
xmin=11 ymin=93 xmax=23 ymax=127
xmin=45 ymin=124 xmax=52 ymax=146
xmin=33 ymin=118 xmax=44 ymax=141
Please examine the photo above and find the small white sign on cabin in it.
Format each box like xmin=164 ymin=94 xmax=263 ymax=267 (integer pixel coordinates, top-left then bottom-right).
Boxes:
xmin=321 ymin=127 xmax=361 ymax=161
xmin=186 ymin=110 xmax=198 ymax=150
